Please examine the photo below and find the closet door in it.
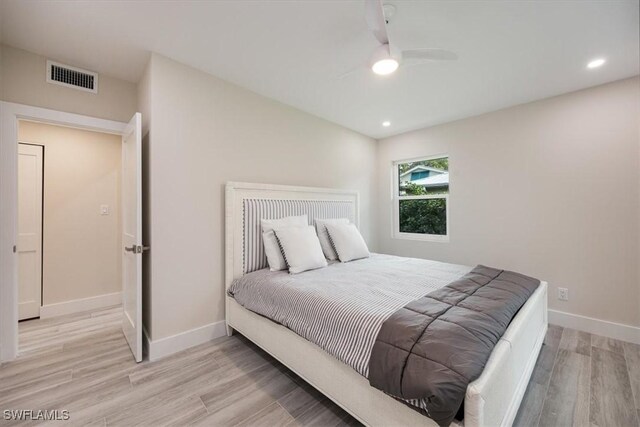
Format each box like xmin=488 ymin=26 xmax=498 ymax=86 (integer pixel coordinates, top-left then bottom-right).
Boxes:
xmin=18 ymin=143 xmax=43 ymax=321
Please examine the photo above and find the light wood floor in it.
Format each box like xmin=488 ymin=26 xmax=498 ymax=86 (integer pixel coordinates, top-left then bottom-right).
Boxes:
xmin=514 ymin=324 xmax=640 ymax=427
xmin=1 ymin=307 xmax=639 ymax=427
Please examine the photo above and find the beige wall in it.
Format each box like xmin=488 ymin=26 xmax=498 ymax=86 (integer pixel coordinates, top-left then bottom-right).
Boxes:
xmin=377 ymin=77 xmax=640 ymax=327
xmin=143 ymin=53 xmax=377 ymax=340
xmin=1 ymin=44 xmax=136 ymax=122
xmin=18 ymin=121 xmax=122 ymax=305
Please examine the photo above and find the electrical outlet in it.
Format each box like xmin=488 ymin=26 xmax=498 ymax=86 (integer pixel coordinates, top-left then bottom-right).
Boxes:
xmin=558 ymin=287 xmax=569 ymax=301
xmin=100 ymin=204 xmax=110 ymax=216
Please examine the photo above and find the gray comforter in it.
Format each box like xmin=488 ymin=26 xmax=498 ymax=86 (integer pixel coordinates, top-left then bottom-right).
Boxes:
xmin=368 ymin=265 xmax=540 ymax=426
xmin=228 ymin=254 xmax=470 ymax=414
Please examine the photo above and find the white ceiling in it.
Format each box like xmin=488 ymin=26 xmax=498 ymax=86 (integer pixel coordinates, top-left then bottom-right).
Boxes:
xmin=1 ymin=1 xmax=638 ymax=138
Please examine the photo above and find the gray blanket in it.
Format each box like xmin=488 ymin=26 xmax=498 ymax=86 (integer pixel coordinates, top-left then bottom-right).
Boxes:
xmin=368 ymin=265 xmax=540 ymax=426
xmin=228 ymin=254 xmax=470 ymax=415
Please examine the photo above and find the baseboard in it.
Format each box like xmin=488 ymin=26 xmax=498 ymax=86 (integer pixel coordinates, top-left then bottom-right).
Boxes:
xmin=548 ymin=309 xmax=640 ymax=345
xmin=145 ymin=321 xmax=227 ymax=362
xmin=40 ymin=292 xmax=122 ymax=319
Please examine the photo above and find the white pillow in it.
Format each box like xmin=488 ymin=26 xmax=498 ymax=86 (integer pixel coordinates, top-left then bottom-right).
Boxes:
xmin=273 ymin=226 xmax=328 ymax=274
xmin=325 ymin=223 xmax=370 ymax=262
xmin=314 ymin=218 xmax=349 ymax=260
xmin=261 ymin=215 xmax=307 ymax=271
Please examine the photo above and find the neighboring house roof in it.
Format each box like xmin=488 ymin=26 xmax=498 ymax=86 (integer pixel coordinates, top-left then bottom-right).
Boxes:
xmin=403 ymin=172 xmax=449 ymax=188
xmin=399 ymin=165 xmax=447 ymax=180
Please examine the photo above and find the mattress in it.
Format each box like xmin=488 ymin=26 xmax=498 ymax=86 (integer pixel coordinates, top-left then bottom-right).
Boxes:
xmin=228 ymin=253 xmax=471 ymax=412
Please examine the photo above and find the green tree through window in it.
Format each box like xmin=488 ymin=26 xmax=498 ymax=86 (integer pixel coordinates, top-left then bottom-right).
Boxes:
xmin=396 ymin=157 xmax=449 ymax=237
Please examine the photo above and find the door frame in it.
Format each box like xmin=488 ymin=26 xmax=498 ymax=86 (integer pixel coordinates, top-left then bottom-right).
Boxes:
xmin=0 ymin=101 xmax=127 ymax=361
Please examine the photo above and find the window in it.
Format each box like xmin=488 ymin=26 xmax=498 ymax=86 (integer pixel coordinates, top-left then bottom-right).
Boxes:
xmin=393 ymin=156 xmax=449 ymax=241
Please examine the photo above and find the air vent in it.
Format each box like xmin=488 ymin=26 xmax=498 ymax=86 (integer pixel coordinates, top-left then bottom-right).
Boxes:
xmin=46 ymin=60 xmax=98 ymax=94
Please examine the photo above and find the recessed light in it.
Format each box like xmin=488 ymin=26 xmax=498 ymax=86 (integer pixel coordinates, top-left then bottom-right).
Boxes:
xmin=587 ymin=58 xmax=606 ymax=69
xmin=382 ymin=121 xmax=391 ymax=127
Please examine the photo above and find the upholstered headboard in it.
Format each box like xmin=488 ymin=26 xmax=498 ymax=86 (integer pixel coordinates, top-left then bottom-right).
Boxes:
xmin=225 ymin=182 xmax=359 ymax=289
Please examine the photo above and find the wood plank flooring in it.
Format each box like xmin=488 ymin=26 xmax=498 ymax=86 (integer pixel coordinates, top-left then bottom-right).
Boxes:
xmin=1 ymin=307 xmax=639 ymax=426
xmin=514 ymin=324 xmax=640 ymax=427
xmin=2 ymin=307 xmax=356 ymax=426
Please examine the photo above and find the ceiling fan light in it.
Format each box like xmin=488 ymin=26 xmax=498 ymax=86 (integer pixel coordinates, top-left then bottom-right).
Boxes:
xmin=372 ymin=59 xmax=399 ymax=75
xmin=370 ymin=43 xmax=398 ymax=76
xmin=587 ymin=58 xmax=606 ymax=69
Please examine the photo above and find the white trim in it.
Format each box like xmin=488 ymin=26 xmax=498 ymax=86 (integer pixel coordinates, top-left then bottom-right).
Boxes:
xmin=145 ymin=321 xmax=227 ymax=362
xmin=549 ymin=309 xmax=640 ymax=345
xmin=40 ymin=292 xmax=122 ymax=319
xmin=397 ymin=194 xmax=447 ymax=201
xmin=0 ymin=101 xmax=127 ymax=362
xmin=395 ymin=230 xmax=450 ymax=243
xmin=4 ymin=104 xmax=125 ymax=134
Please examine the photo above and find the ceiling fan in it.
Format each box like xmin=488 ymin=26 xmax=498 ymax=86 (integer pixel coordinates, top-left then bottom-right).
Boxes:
xmin=341 ymin=0 xmax=458 ymax=77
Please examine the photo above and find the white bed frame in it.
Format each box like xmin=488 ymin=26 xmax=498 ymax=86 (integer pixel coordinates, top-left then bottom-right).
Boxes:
xmin=225 ymin=182 xmax=548 ymax=427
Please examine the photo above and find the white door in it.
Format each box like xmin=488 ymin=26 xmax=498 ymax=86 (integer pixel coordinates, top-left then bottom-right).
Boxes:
xmin=122 ymin=112 xmax=143 ymax=362
xmin=17 ymin=144 xmax=43 ymax=321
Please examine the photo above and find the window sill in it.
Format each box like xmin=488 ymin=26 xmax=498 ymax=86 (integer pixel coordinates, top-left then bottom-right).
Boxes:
xmin=393 ymin=232 xmax=449 ymax=243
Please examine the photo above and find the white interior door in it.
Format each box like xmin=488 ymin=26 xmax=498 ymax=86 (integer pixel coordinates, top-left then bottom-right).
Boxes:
xmin=122 ymin=112 xmax=143 ymax=362
xmin=17 ymin=144 xmax=43 ymax=321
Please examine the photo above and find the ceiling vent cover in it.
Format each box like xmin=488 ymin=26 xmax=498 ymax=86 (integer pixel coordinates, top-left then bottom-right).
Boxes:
xmin=46 ymin=60 xmax=98 ymax=94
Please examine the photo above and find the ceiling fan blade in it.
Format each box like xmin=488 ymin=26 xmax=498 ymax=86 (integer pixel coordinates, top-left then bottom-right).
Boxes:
xmin=402 ymin=48 xmax=458 ymax=61
xmin=365 ymin=0 xmax=389 ymax=45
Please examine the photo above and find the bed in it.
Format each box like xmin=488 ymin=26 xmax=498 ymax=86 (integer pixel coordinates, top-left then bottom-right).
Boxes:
xmin=225 ymin=182 xmax=548 ymax=427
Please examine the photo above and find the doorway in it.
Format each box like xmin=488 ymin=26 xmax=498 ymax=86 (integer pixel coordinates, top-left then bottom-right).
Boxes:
xmin=17 ymin=121 xmax=122 ymax=354
xmin=0 ymin=102 xmax=143 ymax=363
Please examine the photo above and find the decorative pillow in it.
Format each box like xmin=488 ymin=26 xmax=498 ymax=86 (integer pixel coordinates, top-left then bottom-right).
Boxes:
xmin=261 ymin=215 xmax=307 ymax=271
xmin=273 ymin=226 xmax=328 ymax=274
xmin=314 ymin=218 xmax=349 ymax=260
xmin=325 ymin=223 xmax=370 ymax=262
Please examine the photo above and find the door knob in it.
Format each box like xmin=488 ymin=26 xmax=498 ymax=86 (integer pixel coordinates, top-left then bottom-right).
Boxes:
xmin=125 ymin=245 xmax=150 ymax=253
